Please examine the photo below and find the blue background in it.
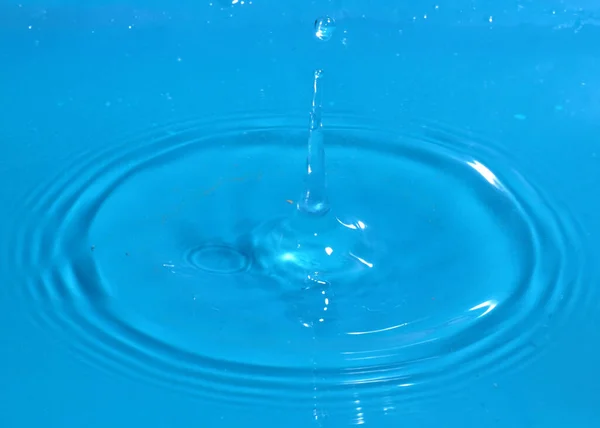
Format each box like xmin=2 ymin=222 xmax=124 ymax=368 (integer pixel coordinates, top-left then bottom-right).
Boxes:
xmin=1 ymin=1 xmax=599 ymax=427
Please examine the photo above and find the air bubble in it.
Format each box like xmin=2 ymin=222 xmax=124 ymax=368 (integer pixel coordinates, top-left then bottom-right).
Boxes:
xmin=314 ymin=16 xmax=336 ymax=41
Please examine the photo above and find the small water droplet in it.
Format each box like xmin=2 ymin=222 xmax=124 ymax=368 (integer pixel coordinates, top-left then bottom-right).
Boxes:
xmin=314 ymin=16 xmax=336 ymax=41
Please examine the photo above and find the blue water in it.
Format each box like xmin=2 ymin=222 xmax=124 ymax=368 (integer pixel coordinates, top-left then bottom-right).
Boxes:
xmin=1 ymin=2 xmax=600 ymax=427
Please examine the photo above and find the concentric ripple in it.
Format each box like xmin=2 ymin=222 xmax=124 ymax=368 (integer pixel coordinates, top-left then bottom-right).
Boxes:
xmin=5 ymin=113 xmax=586 ymax=407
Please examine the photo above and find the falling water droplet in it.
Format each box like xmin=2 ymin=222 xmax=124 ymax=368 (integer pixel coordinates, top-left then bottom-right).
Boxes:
xmin=314 ymin=16 xmax=336 ymax=41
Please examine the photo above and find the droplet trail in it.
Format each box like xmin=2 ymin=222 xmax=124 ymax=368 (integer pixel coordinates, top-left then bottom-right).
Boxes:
xmin=297 ymin=69 xmax=329 ymax=217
